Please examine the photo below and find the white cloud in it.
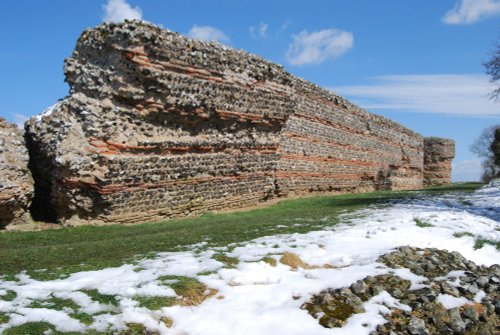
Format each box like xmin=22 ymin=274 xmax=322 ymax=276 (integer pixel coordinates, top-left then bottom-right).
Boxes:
xmin=443 ymin=0 xmax=500 ymax=24
xmin=286 ymin=29 xmax=353 ymax=66
xmin=188 ymin=25 xmax=230 ymax=44
xmin=452 ymin=159 xmax=482 ymax=182
xmin=249 ymin=22 xmax=268 ymax=39
xmin=103 ymin=0 xmax=142 ymax=23
xmin=332 ymin=74 xmax=499 ymax=117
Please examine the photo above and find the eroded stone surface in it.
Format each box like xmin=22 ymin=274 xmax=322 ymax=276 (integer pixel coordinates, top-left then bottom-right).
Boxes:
xmin=25 ymin=20 xmax=453 ymax=225
xmin=423 ymin=137 xmax=455 ymax=187
xmin=0 ymin=118 xmax=33 ymax=228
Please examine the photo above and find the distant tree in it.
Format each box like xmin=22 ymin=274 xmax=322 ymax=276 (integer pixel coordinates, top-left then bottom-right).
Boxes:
xmin=470 ymin=124 xmax=500 ymax=182
xmin=483 ymin=38 xmax=500 ymax=101
xmin=491 ymin=128 xmax=500 ymax=172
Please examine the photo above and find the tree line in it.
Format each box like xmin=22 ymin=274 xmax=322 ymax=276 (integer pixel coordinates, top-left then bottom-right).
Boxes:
xmin=471 ymin=37 xmax=499 ymax=182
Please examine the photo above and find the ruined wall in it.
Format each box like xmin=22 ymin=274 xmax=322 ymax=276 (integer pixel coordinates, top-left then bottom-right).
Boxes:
xmin=276 ymin=82 xmax=424 ymax=196
xmin=24 ymin=21 xmax=449 ymax=226
xmin=423 ymin=137 xmax=455 ymax=187
xmin=0 ymin=118 xmax=33 ymax=228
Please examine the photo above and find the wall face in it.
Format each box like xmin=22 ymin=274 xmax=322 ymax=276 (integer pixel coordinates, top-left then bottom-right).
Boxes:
xmin=24 ymin=21 xmax=446 ymax=226
xmin=25 ymin=21 xmax=293 ymax=225
xmin=423 ymin=137 xmax=455 ymax=187
xmin=0 ymin=118 xmax=33 ymax=228
xmin=277 ymin=82 xmax=424 ymax=195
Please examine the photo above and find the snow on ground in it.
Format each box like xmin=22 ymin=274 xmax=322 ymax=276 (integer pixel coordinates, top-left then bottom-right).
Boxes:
xmin=0 ymin=182 xmax=498 ymax=334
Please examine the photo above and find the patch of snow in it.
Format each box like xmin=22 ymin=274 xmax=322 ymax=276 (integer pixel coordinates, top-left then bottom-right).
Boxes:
xmin=0 ymin=182 xmax=498 ymax=334
xmin=437 ymin=294 xmax=470 ymax=310
xmin=474 ymin=290 xmax=486 ymax=303
xmin=7 ymin=308 xmax=85 ymax=333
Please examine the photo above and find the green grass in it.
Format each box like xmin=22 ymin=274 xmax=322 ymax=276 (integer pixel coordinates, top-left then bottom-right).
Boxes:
xmin=28 ymin=296 xmax=79 ymax=310
xmin=474 ymin=238 xmax=500 ymax=250
xmin=0 ymin=312 xmax=9 ymax=323
xmin=0 ymin=183 xmax=483 ymax=280
xmin=24 ymin=295 xmax=94 ymax=325
xmin=1 ymin=322 xmax=107 ymax=335
xmin=2 ymin=322 xmax=128 ymax=335
xmin=453 ymin=231 xmax=475 ymax=238
xmin=120 ymin=323 xmax=150 ymax=335
xmin=135 ymin=295 xmax=175 ymax=310
xmin=422 ymin=182 xmax=485 ymax=193
xmin=0 ymin=289 xmax=17 ymax=301
xmin=212 ymin=254 xmax=239 ymax=268
xmin=81 ymin=289 xmax=119 ymax=306
xmin=414 ymin=218 xmax=434 ymax=228
xmin=3 ymin=322 xmax=55 ymax=335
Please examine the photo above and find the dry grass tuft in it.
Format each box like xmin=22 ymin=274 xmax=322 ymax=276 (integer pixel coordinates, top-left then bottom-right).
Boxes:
xmin=160 ymin=316 xmax=174 ymax=328
xmin=172 ymin=277 xmax=218 ymax=306
xmin=279 ymin=252 xmax=310 ymax=269
xmin=261 ymin=256 xmax=277 ymax=267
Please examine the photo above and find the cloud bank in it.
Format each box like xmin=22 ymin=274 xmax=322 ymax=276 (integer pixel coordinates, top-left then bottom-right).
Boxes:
xmin=443 ymin=0 xmax=500 ymax=24
xmin=333 ymin=74 xmax=499 ymax=117
xmin=286 ymin=29 xmax=353 ymax=66
xmin=188 ymin=25 xmax=230 ymax=44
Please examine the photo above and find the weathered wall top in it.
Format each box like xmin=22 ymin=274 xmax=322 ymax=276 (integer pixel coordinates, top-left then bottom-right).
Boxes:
xmin=64 ymin=20 xmax=420 ymax=140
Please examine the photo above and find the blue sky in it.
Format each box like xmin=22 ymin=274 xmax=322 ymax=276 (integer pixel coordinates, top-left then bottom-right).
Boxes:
xmin=0 ymin=0 xmax=499 ymax=181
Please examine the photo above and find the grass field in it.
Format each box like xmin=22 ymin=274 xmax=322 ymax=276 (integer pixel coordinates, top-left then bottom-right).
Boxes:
xmin=0 ymin=182 xmax=484 ymax=280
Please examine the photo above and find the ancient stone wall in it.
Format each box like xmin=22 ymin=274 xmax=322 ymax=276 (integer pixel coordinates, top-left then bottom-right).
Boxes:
xmin=423 ymin=137 xmax=455 ymax=187
xmin=22 ymin=21 xmax=453 ymax=226
xmin=0 ymin=118 xmax=33 ymax=228
xmin=276 ymin=81 xmax=424 ymax=196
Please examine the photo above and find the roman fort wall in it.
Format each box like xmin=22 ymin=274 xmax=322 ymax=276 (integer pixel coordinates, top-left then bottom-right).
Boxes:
xmin=0 ymin=21 xmax=454 ymax=227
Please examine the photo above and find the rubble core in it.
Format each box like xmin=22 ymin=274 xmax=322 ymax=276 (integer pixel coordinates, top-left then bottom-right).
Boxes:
xmin=21 ymin=20 xmax=454 ymax=226
xmin=0 ymin=118 xmax=33 ymax=228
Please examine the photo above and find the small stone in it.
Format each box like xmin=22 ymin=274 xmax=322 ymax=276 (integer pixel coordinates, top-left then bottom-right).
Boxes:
xmin=465 ymin=262 xmax=478 ymax=272
xmin=467 ymin=284 xmax=479 ymax=294
xmin=351 ymin=280 xmax=368 ymax=295
xmin=459 ymin=275 xmax=475 ymax=283
xmin=371 ymin=284 xmax=384 ymax=296
xmin=391 ymin=288 xmax=405 ymax=298
xmin=408 ymin=317 xmax=429 ymax=335
xmin=448 ymin=308 xmax=466 ymax=334
xmin=441 ymin=283 xmax=460 ymax=297
xmin=462 ymin=305 xmax=478 ymax=321
xmin=489 ymin=264 xmax=500 ymax=277
xmin=484 ymin=302 xmax=495 ymax=315
xmin=475 ymin=276 xmax=489 ymax=287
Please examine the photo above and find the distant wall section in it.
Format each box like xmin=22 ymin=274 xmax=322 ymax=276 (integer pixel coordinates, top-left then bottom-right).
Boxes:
xmin=277 ymin=82 xmax=424 ymax=195
xmin=423 ymin=137 xmax=455 ymax=186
